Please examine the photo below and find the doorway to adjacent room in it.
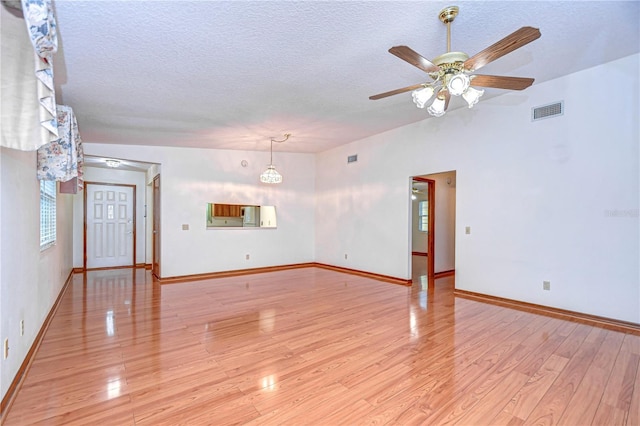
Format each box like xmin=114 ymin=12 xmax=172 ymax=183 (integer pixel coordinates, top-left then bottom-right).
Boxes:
xmin=410 ymin=171 xmax=457 ymax=288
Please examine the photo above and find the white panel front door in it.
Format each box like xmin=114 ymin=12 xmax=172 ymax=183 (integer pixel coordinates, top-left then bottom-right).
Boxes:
xmin=87 ymin=184 xmax=134 ymax=269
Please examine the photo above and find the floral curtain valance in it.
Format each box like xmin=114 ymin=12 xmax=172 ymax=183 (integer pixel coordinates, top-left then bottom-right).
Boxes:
xmin=0 ymin=0 xmax=58 ymax=150
xmin=37 ymin=105 xmax=84 ymax=192
xmin=22 ymin=0 xmax=57 ymax=57
xmin=22 ymin=0 xmax=58 ymax=140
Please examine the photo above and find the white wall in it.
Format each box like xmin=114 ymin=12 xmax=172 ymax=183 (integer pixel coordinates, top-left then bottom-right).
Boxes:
xmin=1 ymin=6 xmax=74 ymax=400
xmin=316 ymin=54 xmax=639 ymax=323
xmin=0 ymin=147 xmax=74 ymax=401
xmin=315 ymin=144 xmax=411 ymax=278
xmin=72 ymin=167 xmax=148 ymax=268
xmin=80 ymin=145 xmax=316 ymax=278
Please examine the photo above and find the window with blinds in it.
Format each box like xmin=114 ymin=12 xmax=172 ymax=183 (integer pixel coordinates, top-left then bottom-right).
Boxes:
xmin=40 ymin=180 xmax=56 ymax=249
xmin=418 ymin=200 xmax=429 ymax=232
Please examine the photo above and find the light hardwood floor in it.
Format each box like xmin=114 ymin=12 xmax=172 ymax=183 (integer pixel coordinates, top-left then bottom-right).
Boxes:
xmin=3 ymin=266 xmax=639 ymax=425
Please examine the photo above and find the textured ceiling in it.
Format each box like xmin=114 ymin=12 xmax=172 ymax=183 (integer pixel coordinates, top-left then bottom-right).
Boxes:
xmin=51 ymin=1 xmax=639 ymax=154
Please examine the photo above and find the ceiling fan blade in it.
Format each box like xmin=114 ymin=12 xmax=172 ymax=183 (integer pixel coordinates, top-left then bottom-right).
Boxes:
xmin=369 ymin=83 xmax=426 ymax=100
xmin=471 ymin=75 xmax=535 ymax=90
xmin=464 ymin=26 xmax=541 ymax=72
xmin=389 ymin=46 xmax=440 ymax=74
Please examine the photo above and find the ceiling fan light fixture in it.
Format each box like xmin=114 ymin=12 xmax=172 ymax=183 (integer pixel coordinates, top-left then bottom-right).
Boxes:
xmin=447 ymin=73 xmax=470 ymax=96
xmin=462 ymin=86 xmax=485 ymax=108
xmin=369 ymin=5 xmax=541 ymax=119
xmin=411 ymin=86 xmax=435 ymax=108
xmin=427 ymin=94 xmax=447 ymax=117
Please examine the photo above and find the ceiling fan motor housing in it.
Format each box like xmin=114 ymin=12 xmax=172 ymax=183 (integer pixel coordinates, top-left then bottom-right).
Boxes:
xmin=431 ymin=52 xmax=469 ymax=82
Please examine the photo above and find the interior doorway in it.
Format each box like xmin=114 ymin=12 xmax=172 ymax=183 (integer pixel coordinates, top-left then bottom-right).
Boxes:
xmin=411 ymin=177 xmax=435 ymax=287
xmin=410 ymin=171 xmax=457 ymax=288
xmin=152 ymin=175 xmax=161 ymax=279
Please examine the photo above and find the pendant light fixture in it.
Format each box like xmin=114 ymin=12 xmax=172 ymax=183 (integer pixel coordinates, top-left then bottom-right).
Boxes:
xmin=260 ymin=133 xmax=290 ymax=184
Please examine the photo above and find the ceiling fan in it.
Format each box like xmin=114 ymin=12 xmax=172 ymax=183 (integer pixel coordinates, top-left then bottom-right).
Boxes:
xmin=369 ymin=5 xmax=541 ymax=117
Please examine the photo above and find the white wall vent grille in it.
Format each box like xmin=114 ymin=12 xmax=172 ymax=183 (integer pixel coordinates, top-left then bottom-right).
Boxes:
xmin=532 ymin=101 xmax=564 ymax=121
xmin=347 ymin=154 xmax=358 ymax=163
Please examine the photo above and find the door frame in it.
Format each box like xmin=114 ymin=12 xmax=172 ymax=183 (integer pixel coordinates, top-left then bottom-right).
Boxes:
xmin=83 ymin=181 xmax=137 ymax=270
xmin=152 ymin=175 xmax=161 ymax=279
xmin=412 ymin=177 xmax=436 ymax=288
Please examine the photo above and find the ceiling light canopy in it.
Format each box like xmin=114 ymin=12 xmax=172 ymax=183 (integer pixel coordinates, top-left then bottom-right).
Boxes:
xmin=260 ymin=134 xmax=290 ymax=184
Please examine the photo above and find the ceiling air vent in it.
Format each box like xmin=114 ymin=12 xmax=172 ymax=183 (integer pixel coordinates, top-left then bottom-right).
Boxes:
xmin=347 ymin=154 xmax=358 ymax=164
xmin=532 ymin=101 xmax=564 ymax=122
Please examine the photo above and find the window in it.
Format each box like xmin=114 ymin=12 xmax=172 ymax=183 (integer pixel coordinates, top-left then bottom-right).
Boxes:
xmin=40 ymin=180 xmax=56 ymax=249
xmin=418 ymin=200 xmax=429 ymax=232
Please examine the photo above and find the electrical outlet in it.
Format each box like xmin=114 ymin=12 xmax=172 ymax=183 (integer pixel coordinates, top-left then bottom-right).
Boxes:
xmin=20 ymin=320 xmax=24 ymax=336
xmin=465 ymin=226 xmax=471 ymax=235
xmin=3 ymin=338 xmax=8 ymax=359
xmin=543 ymin=281 xmax=551 ymax=291
xmin=344 ymin=254 xmax=348 ymax=260
xmin=245 ymin=254 xmax=250 ymax=260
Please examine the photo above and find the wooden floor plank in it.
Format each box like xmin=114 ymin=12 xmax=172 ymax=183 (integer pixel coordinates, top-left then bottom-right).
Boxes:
xmin=3 ymin=268 xmax=638 ymax=425
xmin=454 ymin=369 xmax=530 ymax=425
xmin=557 ymin=329 xmax=624 ymax=425
xmin=598 ymin=334 xmax=640 ymax=413
xmin=628 ymin=352 xmax=640 ymax=426
xmin=523 ymin=323 xmax=608 ymax=425
xmin=500 ymin=353 xmax=569 ymax=422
